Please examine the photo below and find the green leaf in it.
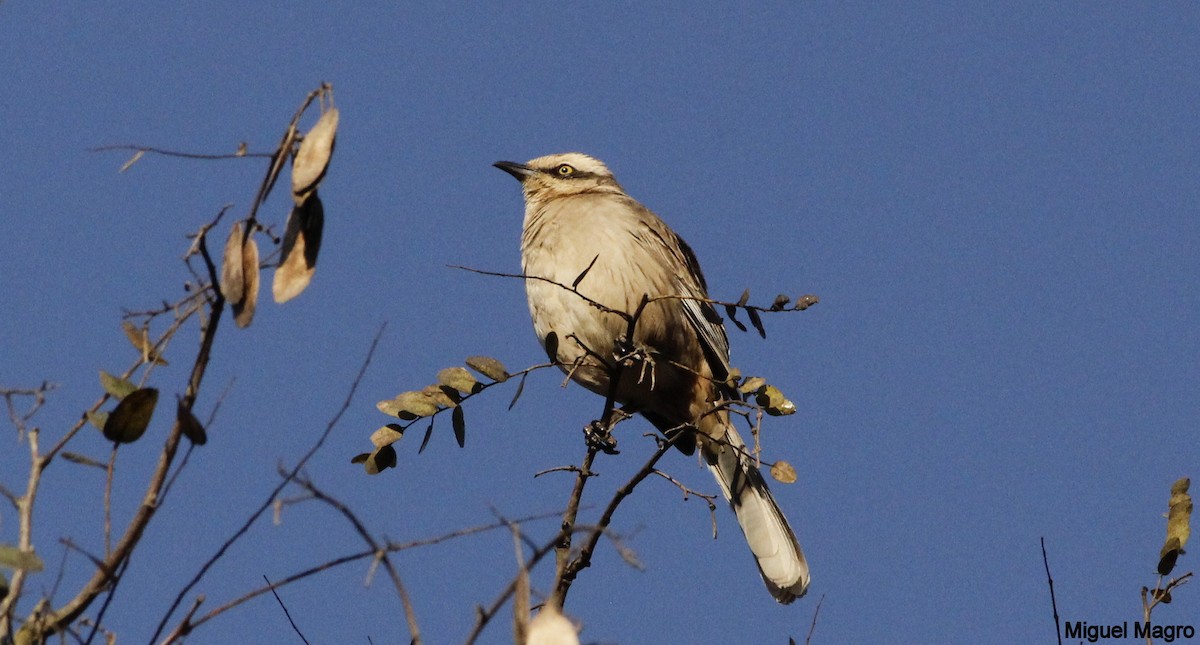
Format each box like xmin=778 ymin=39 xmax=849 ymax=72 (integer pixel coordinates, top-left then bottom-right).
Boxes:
xmin=102 ymin=388 xmax=159 ymax=443
xmin=61 ymin=452 xmax=105 ymax=469
xmin=452 ymin=406 xmax=466 ymax=448
xmin=747 ymin=307 xmax=766 ymax=339
xmin=755 ymin=385 xmax=796 ymax=417
xmin=508 ymin=372 xmax=527 ymax=411
xmin=0 ymin=545 xmax=44 ymax=572
xmin=737 ymin=288 xmax=750 ymax=306
xmin=543 ymin=331 xmax=559 ymax=364
xmin=418 ymin=420 xmax=434 ymax=454
xmin=738 ymin=377 xmax=767 ymax=395
xmin=724 ymin=304 xmax=747 ymax=332
xmin=465 ymin=356 xmax=509 ymax=383
xmin=99 ymin=371 xmax=137 ymax=399
xmin=86 ymin=411 xmax=109 ymax=430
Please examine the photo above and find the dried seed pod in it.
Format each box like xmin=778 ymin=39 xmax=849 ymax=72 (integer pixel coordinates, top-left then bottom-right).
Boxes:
xmin=291 ymin=107 xmax=339 ymax=204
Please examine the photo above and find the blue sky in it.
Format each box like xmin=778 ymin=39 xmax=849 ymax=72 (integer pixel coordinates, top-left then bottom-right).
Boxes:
xmin=2 ymin=3 xmax=1198 ymax=643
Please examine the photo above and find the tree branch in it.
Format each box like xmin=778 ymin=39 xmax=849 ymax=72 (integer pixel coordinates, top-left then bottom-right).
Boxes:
xmin=149 ymin=322 xmax=385 ymax=645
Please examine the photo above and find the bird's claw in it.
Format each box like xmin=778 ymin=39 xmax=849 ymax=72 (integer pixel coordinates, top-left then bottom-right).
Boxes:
xmin=584 ymin=419 xmax=620 ymax=455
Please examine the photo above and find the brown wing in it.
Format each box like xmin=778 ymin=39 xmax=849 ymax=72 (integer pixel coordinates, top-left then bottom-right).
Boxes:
xmin=672 ymin=233 xmax=732 ymax=385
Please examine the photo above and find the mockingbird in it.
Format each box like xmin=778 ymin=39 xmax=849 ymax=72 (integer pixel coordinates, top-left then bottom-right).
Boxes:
xmin=495 ymin=152 xmax=810 ymax=603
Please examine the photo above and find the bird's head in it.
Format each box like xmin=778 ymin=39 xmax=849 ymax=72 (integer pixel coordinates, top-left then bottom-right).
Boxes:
xmin=494 ymin=152 xmax=623 ymax=202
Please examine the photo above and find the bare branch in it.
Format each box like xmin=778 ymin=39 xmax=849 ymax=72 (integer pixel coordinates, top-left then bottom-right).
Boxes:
xmin=89 ymin=144 xmax=273 ymax=160
xmin=290 ymin=473 xmax=421 ymax=645
xmin=149 ymin=322 xmax=386 ymax=645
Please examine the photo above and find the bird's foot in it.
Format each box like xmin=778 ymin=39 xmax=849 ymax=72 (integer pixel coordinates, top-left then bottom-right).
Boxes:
xmin=614 ymin=339 xmax=656 ymax=390
xmin=584 ymin=419 xmax=620 ymax=455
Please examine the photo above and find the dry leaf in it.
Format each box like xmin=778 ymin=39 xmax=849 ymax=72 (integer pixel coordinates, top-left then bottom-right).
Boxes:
xmin=232 ymin=234 xmax=260 ymax=328
xmin=423 ymin=384 xmax=460 ymax=408
xmin=376 ymin=390 xmax=441 ymax=420
xmin=466 ymin=355 xmax=509 ymax=382
xmin=438 ymin=367 xmax=480 ymax=394
xmin=291 ymin=106 xmax=339 ymax=203
xmin=221 ymin=222 xmax=245 ymax=304
xmin=273 ymin=193 xmax=324 ymax=303
xmin=770 ymin=460 xmax=798 ymax=484
xmin=370 ymin=424 xmax=405 ymax=449
xmin=1158 ymin=477 xmax=1192 ymax=575
xmin=121 ymin=321 xmax=167 ymax=365
xmin=794 ymin=294 xmax=819 ymax=311
xmin=353 ymin=444 xmax=397 ymax=475
xmin=119 ymin=149 xmax=145 ymax=173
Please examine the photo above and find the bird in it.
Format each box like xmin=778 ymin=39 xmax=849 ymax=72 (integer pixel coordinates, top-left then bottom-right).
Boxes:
xmin=494 ymin=152 xmax=810 ymax=603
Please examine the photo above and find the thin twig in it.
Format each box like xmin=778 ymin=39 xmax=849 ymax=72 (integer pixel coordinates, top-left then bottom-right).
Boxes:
xmin=449 ymin=265 xmax=633 ymax=322
xmin=1142 ymin=570 xmax=1194 ymax=638
xmin=179 ymin=512 xmax=561 ymax=641
xmin=556 ymin=435 xmax=677 ymax=604
xmin=1040 ymin=537 xmax=1062 ymax=645
xmin=149 ymin=322 xmax=386 ymax=645
xmin=89 ymin=144 xmax=273 ymax=160
xmin=263 ymin=575 xmax=309 ymax=645
xmin=157 ymin=596 xmax=205 ymax=645
xmin=552 ymin=447 xmax=598 ymax=598
xmin=803 ymin=593 xmax=825 ymax=645
xmin=291 ymin=474 xmax=421 ymax=645
xmin=650 ymin=469 xmax=719 ymax=538
xmin=76 ymin=221 xmax=229 ymax=645
xmin=104 ymin=444 xmax=117 ymax=557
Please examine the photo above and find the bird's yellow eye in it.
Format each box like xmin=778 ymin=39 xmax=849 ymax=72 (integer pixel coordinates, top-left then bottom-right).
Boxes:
xmin=555 ymin=164 xmax=575 ymax=177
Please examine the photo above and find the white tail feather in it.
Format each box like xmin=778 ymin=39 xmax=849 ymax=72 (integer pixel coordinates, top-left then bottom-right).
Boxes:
xmin=706 ymin=424 xmax=810 ymax=603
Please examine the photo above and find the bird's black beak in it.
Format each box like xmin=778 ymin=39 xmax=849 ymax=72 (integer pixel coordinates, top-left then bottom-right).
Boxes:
xmin=493 ymin=160 xmax=534 ymax=182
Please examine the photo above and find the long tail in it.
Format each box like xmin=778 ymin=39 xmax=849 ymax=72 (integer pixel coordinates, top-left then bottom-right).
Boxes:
xmin=706 ymin=424 xmax=810 ymax=603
